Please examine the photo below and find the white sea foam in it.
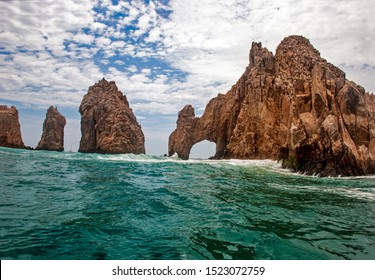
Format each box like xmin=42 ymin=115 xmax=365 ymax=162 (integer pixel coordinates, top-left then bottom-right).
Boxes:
xmin=268 ymin=182 xmax=375 ymax=201
xmin=84 ymin=153 xmax=305 ymax=180
xmin=336 ymin=187 xmax=375 ymax=201
xmin=96 ymin=154 xmax=286 ymax=170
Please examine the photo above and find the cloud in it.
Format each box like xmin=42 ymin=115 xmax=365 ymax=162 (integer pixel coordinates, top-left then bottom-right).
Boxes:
xmin=73 ymin=33 xmax=95 ymax=45
xmin=127 ymin=65 xmax=138 ymax=73
xmin=95 ymin=37 xmax=112 ymax=48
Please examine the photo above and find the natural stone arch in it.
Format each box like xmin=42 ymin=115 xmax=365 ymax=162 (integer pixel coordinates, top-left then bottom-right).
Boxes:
xmin=168 ymin=95 xmax=243 ymax=160
xmin=169 ymin=35 xmax=375 ymax=176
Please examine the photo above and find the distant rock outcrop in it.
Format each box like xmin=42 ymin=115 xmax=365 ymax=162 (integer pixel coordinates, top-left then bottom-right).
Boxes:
xmin=169 ymin=35 xmax=375 ymax=176
xmin=36 ymin=106 xmax=66 ymax=151
xmin=0 ymin=105 xmax=25 ymax=149
xmin=79 ymin=78 xmax=145 ymax=154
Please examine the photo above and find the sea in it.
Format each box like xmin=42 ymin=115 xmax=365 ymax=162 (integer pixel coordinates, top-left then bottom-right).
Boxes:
xmin=0 ymin=146 xmax=374 ymax=260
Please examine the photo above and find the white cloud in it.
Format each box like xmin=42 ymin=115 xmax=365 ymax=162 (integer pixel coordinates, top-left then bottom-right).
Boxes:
xmin=73 ymin=33 xmax=95 ymax=45
xmin=95 ymin=37 xmax=112 ymax=48
xmin=89 ymin=21 xmax=107 ymax=32
xmin=147 ymin=28 xmax=161 ymax=42
xmin=114 ymin=60 xmax=125 ymax=66
xmin=111 ymin=40 xmax=126 ymax=49
xmin=133 ymin=2 xmax=158 ymax=38
xmin=127 ymin=65 xmax=138 ymax=73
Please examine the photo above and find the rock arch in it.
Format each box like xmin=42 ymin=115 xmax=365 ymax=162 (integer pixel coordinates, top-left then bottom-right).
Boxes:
xmin=169 ymin=35 xmax=375 ymax=176
xmin=168 ymin=91 xmax=244 ymax=160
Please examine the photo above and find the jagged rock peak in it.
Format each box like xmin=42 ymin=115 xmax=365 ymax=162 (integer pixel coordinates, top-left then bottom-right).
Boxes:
xmin=36 ymin=106 xmax=66 ymax=151
xmin=169 ymin=35 xmax=375 ymax=176
xmin=276 ymin=35 xmax=321 ymax=57
xmin=0 ymin=105 xmax=25 ymax=149
xmin=79 ymin=79 xmax=145 ymax=154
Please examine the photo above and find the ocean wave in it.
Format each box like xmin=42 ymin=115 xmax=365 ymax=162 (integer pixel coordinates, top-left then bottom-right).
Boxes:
xmin=268 ymin=182 xmax=375 ymax=202
xmin=95 ymin=153 xmax=284 ymax=168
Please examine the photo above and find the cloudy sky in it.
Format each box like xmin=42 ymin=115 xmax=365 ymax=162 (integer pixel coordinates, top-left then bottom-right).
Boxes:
xmin=0 ymin=0 xmax=374 ymax=157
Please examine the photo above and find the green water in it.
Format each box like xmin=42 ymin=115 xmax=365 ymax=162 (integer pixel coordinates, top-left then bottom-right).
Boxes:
xmin=0 ymin=147 xmax=374 ymax=260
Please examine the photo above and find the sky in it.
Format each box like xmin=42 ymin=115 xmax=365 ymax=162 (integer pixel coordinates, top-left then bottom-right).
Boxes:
xmin=0 ymin=0 xmax=374 ymax=158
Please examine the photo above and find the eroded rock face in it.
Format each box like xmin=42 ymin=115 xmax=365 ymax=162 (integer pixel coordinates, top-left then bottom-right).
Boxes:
xmin=0 ymin=105 xmax=25 ymax=148
xmin=36 ymin=106 xmax=66 ymax=151
xmin=169 ymin=35 xmax=375 ymax=176
xmin=79 ymin=78 xmax=145 ymax=154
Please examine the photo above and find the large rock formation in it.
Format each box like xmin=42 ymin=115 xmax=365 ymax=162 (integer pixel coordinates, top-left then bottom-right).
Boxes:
xmin=79 ymin=78 xmax=145 ymax=154
xmin=169 ymin=35 xmax=375 ymax=176
xmin=0 ymin=105 xmax=25 ymax=148
xmin=36 ymin=106 xmax=66 ymax=151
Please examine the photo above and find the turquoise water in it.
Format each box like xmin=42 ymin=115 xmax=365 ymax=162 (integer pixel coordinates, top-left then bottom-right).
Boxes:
xmin=0 ymin=147 xmax=374 ymax=260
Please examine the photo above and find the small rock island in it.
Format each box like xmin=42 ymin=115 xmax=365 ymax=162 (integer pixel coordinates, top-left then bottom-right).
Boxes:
xmin=169 ymin=35 xmax=375 ymax=176
xmin=36 ymin=106 xmax=66 ymax=151
xmin=0 ymin=105 xmax=25 ymax=149
xmin=79 ymin=78 xmax=145 ymax=154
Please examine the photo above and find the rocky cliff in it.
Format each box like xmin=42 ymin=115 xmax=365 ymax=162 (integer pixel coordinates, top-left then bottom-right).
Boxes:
xmin=169 ymin=35 xmax=375 ymax=176
xmin=0 ymin=105 xmax=25 ymax=148
xmin=36 ymin=106 xmax=66 ymax=151
xmin=79 ymin=78 xmax=145 ymax=154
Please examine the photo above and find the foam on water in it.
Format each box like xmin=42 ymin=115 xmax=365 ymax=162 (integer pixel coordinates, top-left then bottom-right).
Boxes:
xmin=96 ymin=152 xmax=283 ymax=169
xmin=268 ymin=182 xmax=375 ymax=202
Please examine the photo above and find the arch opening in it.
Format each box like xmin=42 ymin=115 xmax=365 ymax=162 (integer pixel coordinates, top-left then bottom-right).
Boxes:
xmin=189 ymin=140 xmax=216 ymax=159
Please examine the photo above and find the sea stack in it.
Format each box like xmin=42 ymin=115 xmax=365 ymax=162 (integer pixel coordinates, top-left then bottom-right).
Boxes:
xmin=79 ymin=78 xmax=145 ymax=154
xmin=169 ymin=35 xmax=375 ymax=176
xmin=0 ymin=105 xmax=25 ymax=149
xmin=36 ymin=106 xmax=66 ymax=151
